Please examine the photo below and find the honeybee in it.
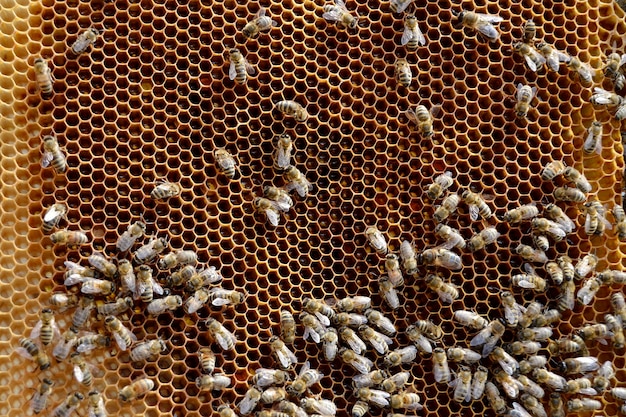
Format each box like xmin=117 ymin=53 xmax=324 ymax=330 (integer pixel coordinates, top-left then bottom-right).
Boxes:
xmin=196 ymin=374 xmax=232 ymax=391
xmin=277 ymin=400 xmax=308 ymax=417
xmin=514 ymin=83 xmax=537 ymax=118
xmin=184 ymin=287 xmax=210 ymax=314
xmin=113 ymin=261 xmax=134 ymax=296
xmin=287 ymin=362 xmax=323 ymax=396
xmin=53 ymin=328 xmax=78 ymax=361
xmin=516 ymin=375 xmax=545 ymax=399
xmin=270 ymin=336 xmax=297 ymax=368
xmin=34 ymin=57 xmax=53 ymax=97
xmin=575 ymin=254 xmax=598 ymax=279
xmin=71 ymin=27 xmax=99 ymax=54
xmin=581 ymin=121 xmax=604 ymax=155
xmin=568 ymin=56 xmax=596 ymax=83
xmin=531 ymin=218 xmax=566 ymax=241
xmin=419 ymin=248 xmax=462 ymax=270
xmin=584 ymin=202 xmax=610 ymax=236
xmin=427 ymin=172 xmax=454 ymax=201
xmin=453 ymin=310 xmax=488 ymax=330
xmin=548 ymin=393 xmax=565 ymax=417
xmin=116 ymin=221 xmax=146 ymax=252
xmin=214 ymin=148 xmax=238 ymax=179
xmin=531 ymin=309 xmax=561 ymax=327
xmin=340 ymin=348 xmax=373 ymax=374
xmin=254 ymin=197 xmax=281 ymax=227
xmin=563 ymin=167 xmax=592 ymax=194
xmin=64 ymin=261 xmax=96 ymax=286
xmin=134 ymin=236 xmax=168 ymax=264
xmin=470 ymin=320 xmax=505 ymax=356
xmin=41 ymin=135 xmax=67 ymax=173
xmin=228 ymin=48 xmax=255 ymax=85
xmin=360 ymin=325 xmax=393 ymax=354
xmin=264 ymin=186 xmax=294 ymax=213
xmin=462 ymin=190 xmax=493 ymax=220
xmin=75 ymin=333 xmax=110 ymax=354
xmin=612 ymin=292 xmax=626 ymax=322
xmin=541 ymin=160 xmax=567 ymax=180
xmin=384 ymin=254 xmax=404 ymax=288
xmin=339 ymin=327 xmax=367 ymax=354
xmin=406 ymin=104 xmax=436 ymax=137
xmin=599 ymin=268 xmax=626 ymax=284
xmin=147 ymin=295 xmax=183 ymax=315
xmin=515 ymin=244 xmax=548 ymax=264
xmin=378 ymin=279 xmax=399 ymax=310
xmin=490 ymin=347 xmax=519 ymax=375
xmin=364 ymin=309 xmax=395 ymax=336
xmin=321 ymin=328 xmax=338 ymax=361
xmin=71 ymin=296 xmax=95 ymax=331
xmin=485 ymin=382 xmax=507 ymax=415
xmin=508 ymin=341 xmax=541 ymax=355
xmin=399 ymin=240 xmax=418 ymax=274
xmin=352 ymin=370 xmax=388 ymax=389
xmin=517 ymin=326 xmax=552 ymax=342
xmin=272 ymin=134 xmax=294 ymax=173
xmin=401 ymin=15 xmax=426 ymax=49
xmin=545 ymin=262 xmax=563 ymax=285
xmin=556 ymin=255 xmax=575 ymax=281
xmin=425 ymin=273 xmax=459 ymax=303
xmin=70 ymin=352 xmax=93 ymax=386
xmin=185 ymin=265 xmax=223 ymax=291
xmin=394 ymin=58 xmax=412 ymax=87
xmin=613 ymin=205 xmax=626 ymax=240
xmin=448 ymin=347 xmax=481 ymax=364
xmin=432 ymin=348 xmax=450 ymax=383
xmin=406 ymin=325 xmax=433 ymax=354
xmin=276 ymin=100 xmax=308 ymax=122
xmin=536 ymin=42 xmax=570 ymax=71
xmin=150 ymin=181 xmax=181 ymax=200
xmin=284 ymin=165 xmax=313 ymax=197
xmin=302 ymin=298 xmax=335 ymax=325
xmin=519 ymin=394 xmax=547 ymax=417
xmin=261 ymin=387 xmax=288 ymax=405
xmin=467 ymin=227 xmax=500 ymax=252
xmin=512 ymin=264 xmax=547 ymax=291
xmin=253 ymin=368 xmax=290 ymax=389
xmin=378 ymin=372 xmax=409 ymax=394
xmin=532 ymin=234 xmax=549 ymax=251
xmin=517 ymin=301 xmax=543 ymax=329
xmin=471 ymin=366 xmax=488 ymax=400
xmin=322 ymin=0 xmax=359 ymax=29
xmin=136 ymin=265 xmax=164 ymax=303
xmin=451 ymin=366 xmax=472 ymax=403
xmin=300 ymin=398 xmax=337 ymax=415
xmin=118 ymin=378 xmax=154 ymax=402
xmin=196 ymin=348 xmax=216 ymax=375
xmin=53 ymin=392 xmax=84 ymax=417
xmin=613 ymin=387 xmax=626 ymax=400
xmin=30 ymin=308 xmax=60 ymax=346
xmin=500 ymin=291 xmax=525 ymax=327
xmin=86 ymin=391 xmax=106 ymax=417
xmin=561 ymin=280 xmax=579 ymax=304
xmin=543 ymin=204 xmax=574 ymax=234
xmin=88 ymin=252 xmax=117 ymax=278
xmin=166 ymin=264 xmax=195 ymax=288
xmin=593 ymin=361 xmax=614 ymax=393
xmin=105 ymin=316 xmax=136 ymax=351
xmin=336 ymin=296 xmax=371 ymax=313
xmin=434 ymin=224 xmax=465 ymax=250
xmin=560 ymin=356 xmax=599 ymax=375
xmin=238 ymin=387 xmax=262 ymax=415
xmin=605 ymin=313 xmax=625 ymax=348
xmin=300 ymin=311 xmax=328 ymax=343
xmin=130 ymin=339 xmax=167 ymax=362
xmin=493 ymin=368 xmax=522 ymax=399
xmin=389 ymin=392 xmax=423 ymax=410
xmin=42 ymin=203 xmax=67 ymax=233
xmin=502 ymin=204 xmax=539 ymax=223
xmin=567 ymin=399 xmax=601 ymax=412
xmin=206 ymin=317 xmax=237 ymax=351
xmin=355 ymin=387 xmax=391 ymax=408
xmin=604 ymin=52 xmax=626 ymax=89
xmin=48 ymin=293 xmax=79 ymax=311
xmin=579 ymin=323 xmax=614 ymax=344
xmin=365 ymin=226 xmax=388 ymax=255
xmin=454 ymin=10 xmax=503 ymax=41
xmin=576 ymin=276 xmax=602 ymax=305
xmin=433 ymin=194 xmax=459 ymax=223
xmin=279 ymin=309 xmax=296 ymax=344
xmin=352 ymin=400 xmax=369 ymax=417
xmin=243 ymin=7 xmax=277 ymax=38
xmin=521 ymin=20 xmax=536 ymax=43
xmin=31 ymin=377 xmax=54 ymax=414
xmin=548 ymin=336 xmax=588 ymax=355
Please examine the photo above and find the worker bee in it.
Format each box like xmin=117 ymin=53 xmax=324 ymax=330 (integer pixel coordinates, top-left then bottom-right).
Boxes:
xmin=303 ymin=297 xmax=336 ymax=325
xmin=270 ymin=336 xmax=297 ymax=368
xmin=567 ymin=399 xmax=601 ymax=412
xmin=406 ymin=104 xmax=436 ymax=137
xmin=130 ymin=339 xmax=167 ymax=363
xmin=30 ymin=308 xmax=60 ymax=346
xmin=41 ymin=135 xmax=67 ymax=173
xmin=118 ymin=378 xmax=154 ymax=402
xmin=276 ymin=100 xmax=308 ymax=121
xmin=279 ymin=309 xmax=296 ymax=344
xmin=604 ymin=52 xmax=626 ymax=89
xmin=70 ymin=295 xmax=95 ymax=330
xmin=150 ymin=181 xmax=181 ymax=200
xmin=576 ymin=276 xmax=602 ymax=306
xmin=64 ymin=261 xmax=96 ymax=286
xmin=355 ymin=387 xmax=391 ymax=408
xmin=49 ymin=230 xmax=88 ymax=248
xmin=336 ymin=296 xmax=371 ymax=312
xmin=185 ymin=265 xmax=223 ymax=291
xmin=517 ymin=301 xmax=543 ymax=329
xmin=254 ymin=197 xmax=281 ymax=227
xmin=489 ymin=347 xmax=519 ymax=375
xmin=575 ymin=254 xmax=598 ymax=279
xmin=454 ymin=10 xmax=503 ymax=41
xmin=591 ymin=87 xmax=624 ymax=111
xmin=433 ymin=192 xmax=460 ymax=222
xmin=379 ymin=371 xmax=409 ymax=394
xmin=300 ymin=312 xmax=328 ymax=343
xmin=599 ymin=269 xmax=626 ymax=284
xmin=238 ymin=387 xmax=262 ymax=415
xmin=18 ymin=337 xmax=50 ymax=370
xmin=514 ymin=42 xmax=546 ymax=72
xmin=352 ymin=401 xmax=369 ymax=417
xmin=184 ymin=287 xmax=210 ymax=314
xmin=53 ymin=328 xmax=78 ymax=361
xmin=75 ymin=333 xmax=110 ymax=354
xmin=359 ymin=325 xmax=393 ymax=354
xmin=542 ymin=161 xmax=567 ymax=182
xmin=70 ymin=352 xmax=93 ymax=386
xmin=114 ymin=261 xmax=134 ymax=296
xmin=70 ymin=27 xmax=99 ymax=55
xmin=273 ymin=134 xmax=294 ymax=172
xmin=519 ymin=394 xmax=548 ymax=417
xmin=34 ymin=57 xmax=53 ymax=97
xmin=214 ymin=148 xmax=238 ymax=179
xmin=116 ymin=221 xmax=146 ymax=252
xmin=322 ymin=0 xmax=358 ymax=29
xmin=399 ymin=240 xmax=418 ymax=274
xmin=434 ymin=224 xmax=465 ymax=250
xmin=518 ymin=326 xmax=552 ymax=342
xmin=365 ymin=226 xmax=388 ymax=255
xmin=379 ymin=278 xmax=399 ymax=309
xmin=532 ymin=233 xmax=549 ymax=251
xmin=555 ymin=256 xmax=575 ymax=282
xmin=384 ymin=254 xmax=404 ymax=287
xmin=531 ymin=218 xmax=566 ymax=241
xmin=521 ymin=20 xmax=536 ymax=43
xmin=536 ymin=42 xmax=570 ymax=71
xmin=321 ymin=327 xmax=339 ymax=361
xmin=493 ymin=368 xmax=523 ymax=399
xmin=134 ymin=236 xmax=168 ymax=265
xmin=252 ymin=368 xmax=290 ymax=389
xmin=531 ymin=309 xmax=561 ymax=327
xmin=613 ymin=205 xmax=626 ymax=240
xmin=592 ymin=360 xmax=613 ymax=393
xmin=53 ymin=392 xmax=84 ymax=417
xmin=364 ymin=309 xmax=396 ymax=336
xmin=544 ymin=262 xmax=563 ymax=285
xmin=451 ymin=366 xmax=473 ymax=403
xmin=86 ymin=391 xmax=105 ymax=417
xmin=512 ymin=264 xmax=547 ymax=291
xmin=563 ymin=166 xmax=592 ymax=193
xmin=206 ymin=317 xmax=237 ymax=351
xmin=462 ymin=190 xmax=493 ymax=220
xmin=548 ymin=335 xmax=588 ymax=355
xmin=419 ymin=248 xmax=462 ymax=270
xmin=147 ymin=295 xmax=182 ymax=315
xmin=453 ymin=310 xmax=488 ymax=330
xmin=448 ymin=347 xmax=482 ymax=364
xmin=284 ymin=165 xmax=313 ymax=197
xmin=352 ymin=370 xmax=388 ymax=389
xmin=508 ymin=340 xmax=541 ymax=355
xmin=613 ymin=387 xmax=626 ymax=401
xmin=560 ymin=356 xmax=599 ymax=375
xmin=340 ymin=347 xmax=373 ymax=374
xmin=159 ymin=250 xmax=198 ymax=270
xmin=581 ymin=121 xmax=604 ymax=155
xmin=104 ymin=316 xmax=136 ymax=351
xmin=548 ymin=393 xmax=565 ymax=417
xmin=339 ymin=327 xmax=367 ymax=354
xmin=432 ymin=348 xmax=450 ymax=383
xmin=514 ymin=83 xmax=537 ymax=118
xmin=48 ymin=293 xmax=79 ymax=311
xmin=42 ymin=203 xmax=67 ymax=233
xmin=384 ymin=346 xmax=418 ymax=368
xmin=515 ymin=244 xmax=548 ymax=264
xmin=544 ymin=204 xmax=575 ymax=233
xmin=425 ymin=273 xmax=459 ymax=303
xmin=578 ymin=323 xmax=614 ymax=344
xmin=406 ymin=325 xmax=434 ymax=354
xmin=287 ymin=361 xmax=323 ymax=396
xmin=500 ymin=291 xmax=524 ymax=327
xmin=166 ymin=264 xmax=195 ymax=288
xmin=516 ymin=375 xmax=545 ymax=399
xmin=277 ymin=400 xmax=308 ymax=417
xmin=485 ymin=382 xmax=507 ymax=415
xmin=228 ymin=48 xmax=255 ymax=85
xmin=301 ymin=398 xmax=337 ymax=415
xmin=605 ymin=313 xmax=625 ymax=348
xmin=471 ymin=366 xmax=488 ymax=400
xmin=31 ymin=377 xmax=54 ymax=414
xmin=401 ymin=15 xmax=426 ymax=49
xmin=262 ymin=387 xmax=288 ymax=405
xmin=584 ymin=201 xmax=611 ymax=236
xmin=242 ymin=7 xmax=277 ymax=38
xmin=87 ymin=252 xmax=117 ymax=278
xmin=197 ymin=348 xmax=216 ymax=375
xmin=502 ymin=204 xmax=539 ymax=223
xmin=390 ymin=392 xmax=423 ymax=410
xmin=470 ymin=320 xmax=505 ymax=356
xmin=568 ymin=56 xmax=596 ymax=84
xmin=395 ymin=58 xmax=412 ymax=87
xmin=467 ymin=227 xmax=500 ymax=252
xmin=196 ymin=374 xmax=232 ymax=391
xmin=612 ymin=292 xmax=626 ymax=322
xmin=264 ymin=186 xmax=294 ymax=213
xmin=136 ymin=265 xmax=164 ymax=303
xmin=427 ymin=172 xmax=454 ymax=200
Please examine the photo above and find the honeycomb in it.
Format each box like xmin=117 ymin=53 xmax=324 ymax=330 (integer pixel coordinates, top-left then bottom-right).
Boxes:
xmin=2 ymin=0 xmax=626 ymax=415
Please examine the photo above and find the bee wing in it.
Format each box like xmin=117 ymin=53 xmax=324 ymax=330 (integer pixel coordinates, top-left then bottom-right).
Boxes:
xmin=347 ymin=335 xmax=366 ymax=354
xmin=393 ymin=0 xmax=412 ymax=13
xmin=113 ymin=333 xmax=129 ymax=351
xmin=516 ymin=83 xmax=525 ymax=101
xmin=401 ymin=27 xmax=414 ymax=46
xmin=436 ymin=288 xmax=455 ymax=304
xmin=275 ymin=149 xmax=291 ymax=171
xmin=116 ymin=232 xmax=132 ymax=252
xmin=417 ymin=28 xmax=426 ymax=46
xmin=476 ymin=13 xmax=504 ymax=23
xmin=88 ymin=397 xmax=105 ymax=417
xmin=16 ymin=346 xmax=33 ymax=359
xmin=228 ymin=61 xmax=238 ymax=81
xmin=335 ymin=0 xmax=347 ymax=9
xmin=322 ymin=7 xmax=343 ymax=21
xmin=414 ymin=333 xmax=433 ymax=354
xmin=369 ymin=338 xmax=389 ymax=354
xmin=215 ymin=333 xmax=233 ymax=350
xmin=41 ymin=151 xmax=54 ymax=168
xmin=30 ymin=321 xmax=43 ymax=340
xmin=546 ymin=53 xmax=560 ymax=71
xmin=523 ymin=55 xmax=539 ymax=72
xmin=43 ymin=205 xmax=63 ymax=222
xmin=245 ymin=61 xmax=256 ymax=76
xmin=265 ymin=208 xmax=280 ymax=227
xmin=516 ymin=278 xmax=537 ymax=289
xmin=369 ymin=391 xmax=391 ymax=408
xmin=314 ymin=312 xmax=331 ymax=327
xmin=152 ymin=281 xmax=164 ymax=295
xmin=256 ymin=7 xmax=266 ymax=17
xmin=275 ymin=349 xmax=293 ymax=368
xmin=476 ymin=23 xmax=500 ymax=41
xmin=481 ymin=339 xmax=498 ymax=356
xmin=74 ymin=364 xmax=86 ymax=382
xmin=470 ymin=327 xmax=490 ymax=347
xmin=405 ymin=109 xmax=418 ymax=124
xmin=211 ymin=297 xmax=232 ymax=307
xmin=433 ymin=362 xmax=448 ymax=383
xmin=31 ymin=391 xmax=44 ymax=412
xmin=468 ymin=204 xmax=480 ymax=221
xmin=353 ymin=357 xmax=373 ymax=374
